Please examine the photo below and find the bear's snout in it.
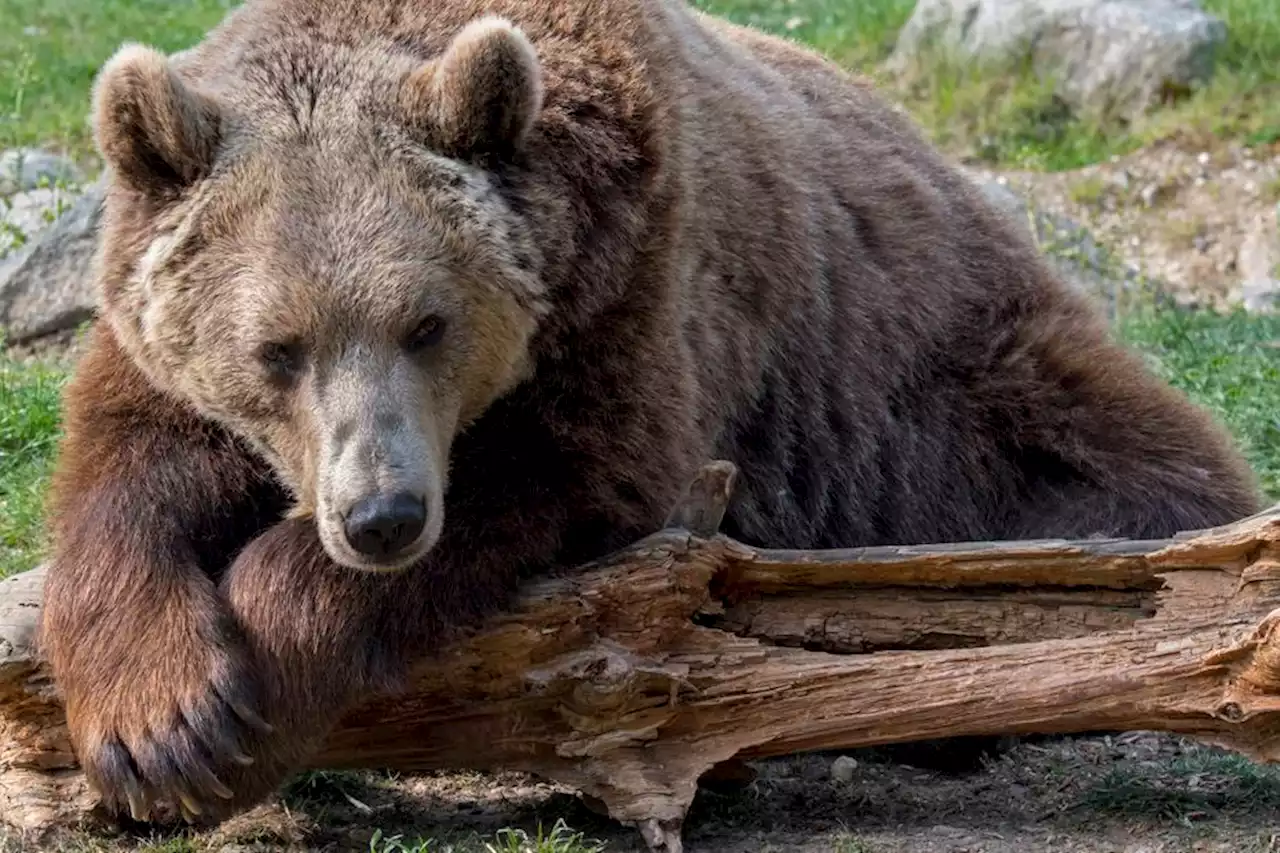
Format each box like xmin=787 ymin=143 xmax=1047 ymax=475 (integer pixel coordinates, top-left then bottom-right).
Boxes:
xmin=342 ymin=490 xmax=428 ymax=561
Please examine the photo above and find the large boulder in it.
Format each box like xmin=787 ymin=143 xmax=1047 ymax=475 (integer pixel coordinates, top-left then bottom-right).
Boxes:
xmin=0 ymin=179 xmax=103 ymax=344
xmin=2 ymin=188 xmax=70 ymax=257
xmin=1 ymin=149 xmax=87 ymax=258
xmin=889 ymin=0 xmax=1227 ymax=121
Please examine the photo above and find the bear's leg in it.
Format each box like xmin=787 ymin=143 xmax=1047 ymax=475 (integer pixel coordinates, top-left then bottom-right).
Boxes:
xmin=213 ymin=510 xmax=536 ymax=812
xmin=885 ymin=336 xmax=1263 ymax=772
xmin=40 ymin=326 xmax=289 ymax=824
xmin=997 ymin=306 xmax=1262 ymax=542
xmin=1004 ymin=477 xmax=1256 ymax=543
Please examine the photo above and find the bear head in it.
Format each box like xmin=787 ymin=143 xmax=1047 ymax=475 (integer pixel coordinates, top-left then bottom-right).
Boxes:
xmin=91 ymin=16 xmax=551 ymax=573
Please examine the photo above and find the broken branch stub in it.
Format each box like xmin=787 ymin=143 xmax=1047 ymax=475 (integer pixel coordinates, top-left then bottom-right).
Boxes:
xmin=5 ymin=461 xmax=1280 ymax=852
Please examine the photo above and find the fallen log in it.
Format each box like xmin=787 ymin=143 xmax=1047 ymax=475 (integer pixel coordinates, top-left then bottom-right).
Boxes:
xmin=5 ymin=460 xmax=1280 ymax=852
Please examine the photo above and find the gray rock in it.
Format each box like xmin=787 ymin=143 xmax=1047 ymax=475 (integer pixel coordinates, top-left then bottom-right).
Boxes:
xmin=1 ymin=187 xmax=79 ymax=256
xmin=0 ymin=179 xmax=103 ymax=344
xmin=1237 ymin=218 xmax=1278 ymax=283
xmin=1235 ymin=210 xmax=1279 ymax=312
xmin=830 ymin=755 xmax=859 ymax=784
xmin=890 ymin=0 xmax=1227 ymax=121
xmin=1241 ymin=279 xmax=1280 ymax=314
xmin=0 ymin=148 xmax=82 ymax=195
xmin=973 ymin=178 xmax=1037 ymax=237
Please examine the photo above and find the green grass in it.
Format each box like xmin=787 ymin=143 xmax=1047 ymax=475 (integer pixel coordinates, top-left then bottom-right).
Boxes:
xmin=367 ymin=821 xmax=607 ymax=853
xmin=1081 ymin=746 xmax=1280 ymax=822
xmin=0 ymin=343 xmax=65 ymax=577
xmin=0 ymin=0 xmax=238 ymax=160
xmin=1118 ymin=307 xmax=1280 ymax=500
xmin=2 ymin=0 xmax=1278 ymax=170
xmin=692 ymin=0 xmax=915 ymax=69
xmin=111 ymin=813 xmax=610 ymax=853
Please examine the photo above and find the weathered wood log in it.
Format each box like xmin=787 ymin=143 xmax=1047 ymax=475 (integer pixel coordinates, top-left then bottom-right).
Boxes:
xmin=6 ymin=461 xmax=1280 ymax=852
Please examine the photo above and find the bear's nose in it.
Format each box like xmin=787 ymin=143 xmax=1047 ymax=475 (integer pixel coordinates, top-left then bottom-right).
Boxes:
xmin=343 ymin=491 xmax=427 ymax=558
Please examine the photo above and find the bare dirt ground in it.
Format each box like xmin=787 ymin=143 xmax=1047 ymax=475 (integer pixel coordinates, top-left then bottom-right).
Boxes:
xmin=971 ymin=139 xmax=1280 ymax=310
xmin=11 ymin=733 xmax=1280 ymax=852
xmin=251 ymin=733 xmax=1280 ymax=852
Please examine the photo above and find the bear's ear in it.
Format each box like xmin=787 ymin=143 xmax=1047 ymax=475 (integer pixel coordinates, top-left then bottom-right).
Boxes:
xmin=92 ymin=43 xmax=222 ymax=196
xmin=401 ymin=16 xmax=543 ymax=161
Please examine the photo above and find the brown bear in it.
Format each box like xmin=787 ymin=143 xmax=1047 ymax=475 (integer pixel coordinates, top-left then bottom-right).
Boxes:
xmin=39 ymin=0 xmax=1260 ymax=827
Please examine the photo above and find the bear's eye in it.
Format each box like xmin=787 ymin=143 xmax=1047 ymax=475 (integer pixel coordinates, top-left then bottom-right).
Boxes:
xmin=258 ymin=340 xmax=305 ymax=382
xmin=406 ymin=314 xmax=447 ymax=353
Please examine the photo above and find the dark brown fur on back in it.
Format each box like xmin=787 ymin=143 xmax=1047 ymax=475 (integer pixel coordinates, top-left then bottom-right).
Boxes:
xmin=40 ymin=0 xmax=1259 ymax=824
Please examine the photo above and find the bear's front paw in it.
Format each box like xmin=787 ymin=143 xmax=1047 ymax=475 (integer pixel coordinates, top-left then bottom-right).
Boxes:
xmin=64 ymin=634 xmax=274 ymax=825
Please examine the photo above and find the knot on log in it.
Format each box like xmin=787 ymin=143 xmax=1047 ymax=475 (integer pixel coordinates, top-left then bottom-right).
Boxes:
xmin=525 ymin=641 xmax=695 ymax=759
xmin=525 ymin=641 xmax=695 ymax=708
xmin=1213 ymin=608 xmax=1280 ymax=729
xmin=1242 ymin=609 xmax=1280 ymax=687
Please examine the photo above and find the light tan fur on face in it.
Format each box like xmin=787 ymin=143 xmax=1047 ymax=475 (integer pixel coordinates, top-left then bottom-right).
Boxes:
xmin=306 ymin=348 xmax=448 ymax=570
xmin=92 ymin=17 xmax=549 ymax=572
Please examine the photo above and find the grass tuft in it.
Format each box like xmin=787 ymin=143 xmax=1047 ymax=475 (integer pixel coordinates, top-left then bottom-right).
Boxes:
xmin=0 ymin=340 xmax=65 ymax=577
xmin=1118 ymin=307 xmax=1280 ymax=500
xmin=368 ymin=820 xmax=607 ymax=853
xmin=0 ymin=0 xmax=239 ymax=160
xmin=1081 ymin=747 xmax=1280 ymax=822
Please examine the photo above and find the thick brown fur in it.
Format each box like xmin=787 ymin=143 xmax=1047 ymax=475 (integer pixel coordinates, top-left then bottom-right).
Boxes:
xmin=39 ymin=0 xmax=1261 ymax=825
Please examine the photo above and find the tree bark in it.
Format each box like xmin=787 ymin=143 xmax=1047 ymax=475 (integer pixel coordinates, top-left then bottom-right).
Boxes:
xmin=6 ymin=461 xmax=1280 ymax=853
